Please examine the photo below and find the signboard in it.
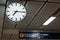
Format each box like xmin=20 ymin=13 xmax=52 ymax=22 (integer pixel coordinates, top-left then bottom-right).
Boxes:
xmin=19 ymin=32 xmax=60 ymax=39
xmin=19 ymin=32 xmax=47 ymax=39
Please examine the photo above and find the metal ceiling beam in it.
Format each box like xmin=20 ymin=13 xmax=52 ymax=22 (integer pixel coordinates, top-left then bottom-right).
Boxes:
xmin=3 ymin=29 xmax=18 ymax=34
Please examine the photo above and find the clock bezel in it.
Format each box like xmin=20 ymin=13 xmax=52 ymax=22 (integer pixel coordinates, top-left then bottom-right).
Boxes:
xmin=6 ymin=2 xmax=27 ymax=22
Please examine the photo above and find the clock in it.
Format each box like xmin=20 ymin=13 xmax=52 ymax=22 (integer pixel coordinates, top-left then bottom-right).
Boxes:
xmin=6 ymin=2 xmax=27 ymax=22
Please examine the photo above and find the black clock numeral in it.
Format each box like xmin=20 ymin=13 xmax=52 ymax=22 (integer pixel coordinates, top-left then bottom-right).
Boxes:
xmin=22 ymin=8 xmax=24 ymax=9
xmin=16 ymin=18 xmax=17 ymax=21
xmin=23 ymin=11 xmax=26 ymax=13
xmin=22 ymin=15 xmax=25 ymax=17
xmin=20 ymin=18 xmax=21 ymax=20
xmin=20 ymin=5 xmax=21 ymax=6
xmin=16 ymin=3 xmax=17 ymax=6
xmin=8 ymin=14 xmax=10 ymax=16
xmin=11 ymin=17 xmax=13 ymax=19
xmin=11 ymin=4 xmax=13 ymax=6
xmin=6 ymin=11 xmax=9 ymax=12
xmin=8 ymin=7 xmax=10 ymax=8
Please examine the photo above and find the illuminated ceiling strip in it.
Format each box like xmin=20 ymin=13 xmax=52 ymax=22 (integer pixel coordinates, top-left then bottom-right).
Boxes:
xmin=43 ymin=17 xmax=56 ymax=25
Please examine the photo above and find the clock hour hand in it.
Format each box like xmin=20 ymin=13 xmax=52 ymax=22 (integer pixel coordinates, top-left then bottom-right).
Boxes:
xmin=13 ymin=11 xmax=25 ymax=16
xmin=13 ymin=11 xmax=17 ymax=16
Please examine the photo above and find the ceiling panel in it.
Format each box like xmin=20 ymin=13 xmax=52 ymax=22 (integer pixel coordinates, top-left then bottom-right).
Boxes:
xmin=4 ymin=18 xmax=16 ymax=29
xmin=0 ymin=6 xmax=5 ymax=40
xmin=10 ymin=34 xmax=18 ymax=40
xmin=48 ymin=0 xmax=60 ymax=2
xmin=2 ymin=29 xmax=18 ymax=40
xmin=0 ymin=0 xmax=6 ymax=4
xmin=40 ymin=11 xmax=60 ymax=31
xmin=27 ymin=3 xmax=60 ymax=30
xmin=3 ymin=29 xmax=18 ymax=34
xmin=16 ymin=1 xmax=44 ymax=29
xmin=2 ymin=33 xmax=11 ymax=40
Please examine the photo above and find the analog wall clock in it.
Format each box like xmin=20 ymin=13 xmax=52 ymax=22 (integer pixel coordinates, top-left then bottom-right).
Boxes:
xmin=6 ymin=2 xmax=27 ymax=22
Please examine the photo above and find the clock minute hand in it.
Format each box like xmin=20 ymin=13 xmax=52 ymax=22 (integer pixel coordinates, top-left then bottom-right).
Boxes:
xmin=17 ymin=11 xmax=26 ymax=13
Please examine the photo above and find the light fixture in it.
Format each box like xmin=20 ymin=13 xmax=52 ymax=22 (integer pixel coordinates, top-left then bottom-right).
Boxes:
xmin=43 ymin=17 xmax=56 ymax=25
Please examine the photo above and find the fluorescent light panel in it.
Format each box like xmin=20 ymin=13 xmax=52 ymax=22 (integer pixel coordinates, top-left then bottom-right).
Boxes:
xmin=43 ymin=17 xmax=56 ymax=25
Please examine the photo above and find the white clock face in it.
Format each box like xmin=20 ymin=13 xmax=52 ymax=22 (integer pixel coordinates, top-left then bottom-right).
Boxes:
xmin=6 ymin=3 xmax=26 ymax=22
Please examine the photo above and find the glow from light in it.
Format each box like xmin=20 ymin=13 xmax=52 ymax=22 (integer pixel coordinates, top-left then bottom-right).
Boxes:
xmin=43 ymin=17 xmax=56 ymax=25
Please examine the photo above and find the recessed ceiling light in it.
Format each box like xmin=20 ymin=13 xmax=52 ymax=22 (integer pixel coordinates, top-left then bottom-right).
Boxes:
xmin=43 ymin=17 xmax=56 ymax=25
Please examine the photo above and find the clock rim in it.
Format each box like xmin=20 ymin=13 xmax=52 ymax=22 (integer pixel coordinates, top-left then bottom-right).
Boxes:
xmin=6 ymin=2 xmax=27 ymax=22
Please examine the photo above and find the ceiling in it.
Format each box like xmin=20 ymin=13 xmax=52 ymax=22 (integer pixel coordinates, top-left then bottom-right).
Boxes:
xmin=0 ymin=0 xmax=60 ymax=40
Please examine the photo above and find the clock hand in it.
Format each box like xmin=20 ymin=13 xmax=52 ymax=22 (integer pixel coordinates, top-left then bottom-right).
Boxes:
xmin=17 ymin=11 xmax=26 ymax=13
xmin=13 ymin=11 xmax=17 ymax=16
xmin=13 ymin=11 xmax=25 ymax=16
